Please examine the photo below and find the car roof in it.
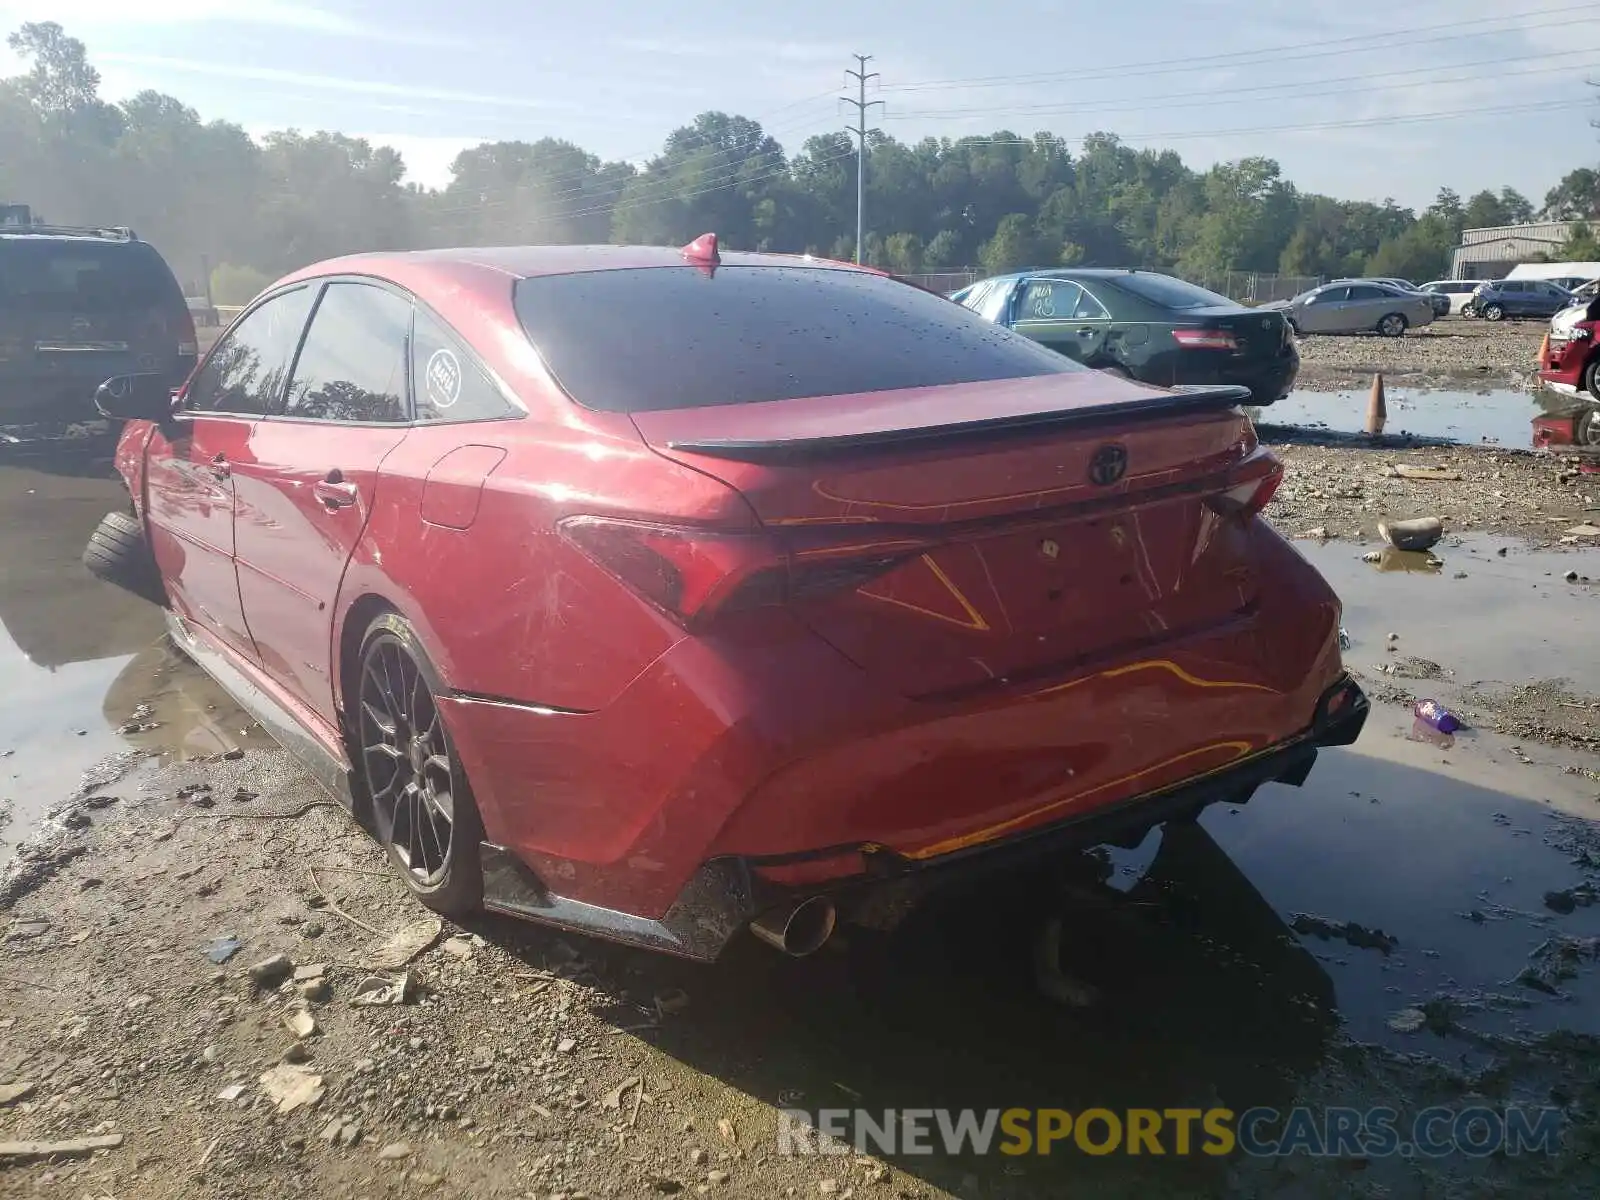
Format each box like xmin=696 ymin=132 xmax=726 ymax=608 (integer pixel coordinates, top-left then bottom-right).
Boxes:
xmin=276 ymin=244 xmax=871 ymax=295
xmin=0 ymin=224 xmax=139 ymax=243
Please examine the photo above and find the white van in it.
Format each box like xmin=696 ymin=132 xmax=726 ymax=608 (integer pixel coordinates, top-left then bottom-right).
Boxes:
xmin=1506 ymin=262 xmax=1600 ymax=292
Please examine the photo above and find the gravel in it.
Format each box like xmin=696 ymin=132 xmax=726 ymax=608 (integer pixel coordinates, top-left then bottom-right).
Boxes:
xmin=1293 ymin=317 xmax=1545 ymax=392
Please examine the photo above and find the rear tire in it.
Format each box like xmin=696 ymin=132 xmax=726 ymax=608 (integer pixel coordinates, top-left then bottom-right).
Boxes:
xmin=1577 ymin=408 xmax=1600 ymax=448
xmin=83 ymin=511 xmax=167 ymax=606
xmin=354 ymin=613 xmax=484 ymax=918
xmin=1482 ymin=303 xmax=1505 ymax=322
xmin=1583 ymin=357 xmax=1600 ymax=401
xmin=1377 ymin=313 xmax=1408 ymax=338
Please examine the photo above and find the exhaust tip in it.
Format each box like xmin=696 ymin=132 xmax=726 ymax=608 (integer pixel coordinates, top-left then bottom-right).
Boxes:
xmin=749 ymin=896 xmax=836 ymax=957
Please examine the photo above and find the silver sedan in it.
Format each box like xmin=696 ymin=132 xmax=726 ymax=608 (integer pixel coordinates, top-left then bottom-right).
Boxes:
xmin=1263 ymin=281 xmax=1437 ymax=337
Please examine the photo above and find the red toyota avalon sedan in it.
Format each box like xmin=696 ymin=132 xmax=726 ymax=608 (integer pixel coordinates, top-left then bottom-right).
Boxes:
xmin=85 ymin=237 xmax=1366 ymax=960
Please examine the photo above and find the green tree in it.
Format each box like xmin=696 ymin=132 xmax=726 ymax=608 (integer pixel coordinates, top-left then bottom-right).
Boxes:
xmin=1543 ymin=169 xmax=1600 ymax=220
xmin=210 ymin=263 xmax=271 ymax=305
xmin=978 ymin=214 xmax=1040 ymax=275
xmin=1557 ymin=221 xmax=1600 ymax=260
xmin=882 ymin=232 xmax=924 ymax=274
xmin=1366 ymin=214 xmax=1454 ymax=281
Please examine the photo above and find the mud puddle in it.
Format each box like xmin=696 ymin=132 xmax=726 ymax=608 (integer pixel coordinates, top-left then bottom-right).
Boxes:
xmin=1297 ymin=534 xmax=1600 ymax=693
xmin=1256 ymin=387 xmax=1558 ymax=446
xmin=0 ymin=461 xmax=265 ymax=868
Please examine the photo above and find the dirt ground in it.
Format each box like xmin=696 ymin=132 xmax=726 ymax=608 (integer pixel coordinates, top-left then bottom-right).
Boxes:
xmin=1293 ymin=318 xmax=1544 ymax=393
xmin=2 ymin=420 xmax=1600 ymax=1199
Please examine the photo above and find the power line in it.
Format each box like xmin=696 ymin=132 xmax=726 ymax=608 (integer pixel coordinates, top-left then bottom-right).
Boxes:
xmin=843 ymin=54 xmax=883 ymax=264
xmin=878 ymin=2 xmax=1600 ymax=93
xmin=882 ymin=51 xmax=1600 ymax=122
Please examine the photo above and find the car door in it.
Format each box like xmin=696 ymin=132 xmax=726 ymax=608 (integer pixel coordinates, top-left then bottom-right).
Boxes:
xmin=142 ymin=285 xmax=316 ymax=661
xmin=230 ymin=279 xmax=414 ymax=727
xmin=1296 ymin=286 xmax=1347 ymax=334
xmin=1343 ymin=285 xmax=1392 ymax=330
xmin=1012 ymin=278 xmax=1111 ymax=362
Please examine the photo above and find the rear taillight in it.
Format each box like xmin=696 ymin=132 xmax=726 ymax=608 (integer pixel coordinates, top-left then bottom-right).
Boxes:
xmin=1205 ymin=449 xmax=1283 ymax=521
xmin=1172 ymin=328 xmax=1239 ymax=351
xmin=557 ymin=516 xmax=924 ymax=628
xmin=176 ymin=305 xmax=198 ymax=357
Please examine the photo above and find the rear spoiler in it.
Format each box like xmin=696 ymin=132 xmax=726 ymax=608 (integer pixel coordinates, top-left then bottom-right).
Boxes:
xmin=664 ymin=385 xmax=1253 ymax=461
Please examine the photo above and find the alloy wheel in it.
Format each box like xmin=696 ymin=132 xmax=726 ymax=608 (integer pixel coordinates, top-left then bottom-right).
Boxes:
xmin=359 ymin=637 xmax=455 ymax=886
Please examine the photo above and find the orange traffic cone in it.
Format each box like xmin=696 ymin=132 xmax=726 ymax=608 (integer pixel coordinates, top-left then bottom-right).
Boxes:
xmin=1365 ymin=373 xmax=1386 ymax=437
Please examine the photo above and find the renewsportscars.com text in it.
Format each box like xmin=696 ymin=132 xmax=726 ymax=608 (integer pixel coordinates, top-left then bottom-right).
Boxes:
xmin=776 ymin=1106 xmax=1564 ymax=1158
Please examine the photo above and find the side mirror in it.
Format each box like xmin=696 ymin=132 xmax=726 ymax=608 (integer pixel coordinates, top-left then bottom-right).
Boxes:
xmin=95 ymin=373 xmax=177 ymax=422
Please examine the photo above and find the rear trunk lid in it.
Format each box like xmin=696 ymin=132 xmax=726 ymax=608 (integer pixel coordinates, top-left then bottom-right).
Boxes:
xmin=632 ymin=374 xmax=1277 ymax=699
xmin=1173 ymin=305 xmax=1293 ymax=360
xmin=0 ymin=238 xmax=193 ymax=387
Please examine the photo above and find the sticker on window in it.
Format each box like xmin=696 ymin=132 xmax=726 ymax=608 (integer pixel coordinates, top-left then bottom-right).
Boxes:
xmin=425 ymin=347 xmax=461 ymax=409
xmin=1031 ymin=285 xmax=1056 ymax=318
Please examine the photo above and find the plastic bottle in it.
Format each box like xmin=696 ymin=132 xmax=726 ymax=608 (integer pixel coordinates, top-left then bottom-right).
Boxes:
xmin=1413 ymin=699 xmax=1461 ymax=735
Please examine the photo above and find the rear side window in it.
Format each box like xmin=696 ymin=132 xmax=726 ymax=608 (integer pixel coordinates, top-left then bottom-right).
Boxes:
xmin=186 ymin=286 xmax=315 ymax=416
xmin=1107 ymin=273 xmax=1230 ymax=310
xmin=411 ymin=308 xmax=520 ymax=423
xmin=514 ymin=266 xmax=1079 ymax=413
xmin=1019 ymin=279 xmax=1110 ymax=321
xmin=280 ymin=282 xmax=410 ymax=423
xmin=0 ymin=239 xmax=179 ymax=313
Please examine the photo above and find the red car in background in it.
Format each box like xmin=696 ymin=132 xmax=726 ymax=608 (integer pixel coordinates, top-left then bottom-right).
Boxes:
xmin=84 ymin=238 xmax=1366 ymax=960
xmin=1537 ymin=301 xmax=1600 ymax=446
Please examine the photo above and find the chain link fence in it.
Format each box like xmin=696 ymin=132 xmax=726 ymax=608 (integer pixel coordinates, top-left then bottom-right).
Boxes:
xmin=1179 ymin=271 xmax=1322 ymax=305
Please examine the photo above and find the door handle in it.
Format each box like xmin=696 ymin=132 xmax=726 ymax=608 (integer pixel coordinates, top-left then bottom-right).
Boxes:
xmin=208 ymin=453 xmax=229 ymax=480
xmin=314 ymin=476 xmax=359 ymax=509
xmin=1076 ymin=329 xmax=1095 ymax=338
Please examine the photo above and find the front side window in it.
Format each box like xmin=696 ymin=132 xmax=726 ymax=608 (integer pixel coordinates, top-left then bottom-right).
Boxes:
xmin=513 ymin=266 xmax=1080 ymax=413
xmin=185 ymin=286 xmax=314 ymax=416
xmin=1307 ymin=287 xmax=1346 ymax=305
xmin=280 ymin=282 xmax=410 ymax=423
xmin=412 ymin=308 xmax=520 ymax=423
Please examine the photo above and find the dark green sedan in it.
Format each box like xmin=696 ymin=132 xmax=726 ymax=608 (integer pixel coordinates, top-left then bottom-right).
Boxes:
xmin=950 ymin=269 xmax=1299 ymax=405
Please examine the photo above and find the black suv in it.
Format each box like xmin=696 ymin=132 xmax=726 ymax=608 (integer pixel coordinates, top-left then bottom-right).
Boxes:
xmin=0 ymin=214 xmax=197 ymax=427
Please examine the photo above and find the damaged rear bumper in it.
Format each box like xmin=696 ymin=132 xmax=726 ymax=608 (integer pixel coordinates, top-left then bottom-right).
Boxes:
xmin=479 ymin=674 xmax=1369 ymax=961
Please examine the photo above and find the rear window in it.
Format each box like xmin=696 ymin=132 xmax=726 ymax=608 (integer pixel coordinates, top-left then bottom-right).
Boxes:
xmin=0 ymin=239 xmax=178 ymax=313
xmin=513 ymin=266 xmax=1080 ymax=413
xmin=1107 ymin=273 xmax=1231 ymax=310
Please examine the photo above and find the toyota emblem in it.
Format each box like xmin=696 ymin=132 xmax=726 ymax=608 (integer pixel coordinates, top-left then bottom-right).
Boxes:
xmin=1088 ymin=444 xmax=1128 ymax=486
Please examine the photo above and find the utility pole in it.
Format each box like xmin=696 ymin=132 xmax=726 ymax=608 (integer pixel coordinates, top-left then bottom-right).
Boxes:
xmin=843 ymin=54 xmax=883 ymax=265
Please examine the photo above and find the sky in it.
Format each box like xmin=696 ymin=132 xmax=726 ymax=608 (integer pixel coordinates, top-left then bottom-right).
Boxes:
xmin=2 ymin=0 xmax=1598 ymax=212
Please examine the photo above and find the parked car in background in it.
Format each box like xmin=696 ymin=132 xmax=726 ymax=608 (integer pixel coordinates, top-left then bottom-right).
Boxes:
xmin=1420 ymin=280 xmax=1480 ymax=315
xmin=1465 ymin=278 xmax=1574 ymax=321
xmin=950 ymin=268 xmax=1298 ymax=404
xmin=1355 ymin=277 xmax=1451 ymax=318
xmin=1538 ymin=304 xmax=1600 ymax=446
xmin=1262 ymin=281 xmax=1436 ymax=337
xmin=0 ymin=222 xmax=197 ymax=426
xmin=82 ymin=238 xmax=1365 ymax=960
